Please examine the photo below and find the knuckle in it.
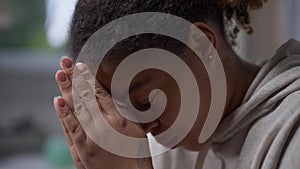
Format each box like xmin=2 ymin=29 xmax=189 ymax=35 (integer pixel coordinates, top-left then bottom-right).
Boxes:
xmin=74 ymin=102 xmax=85 ymax=113
xmin=61 ymin=80 xmax=71 ymax=90
xmin=66 ymin=115 xmax=80 ymax=134
xmin=74 ymin=103 xmax=93 ymax=122
xmin=78 ymin=90 xmax=94 ymax=102
xmin=96 ymin=88 xmax=108 ymax=100
xmin=73 ymin=130 xmax=85 ymax=144
xmin=60 ymin=107 xmax=71 ymax=117
xmin=71 ymin=122 xmax=81 ymax=134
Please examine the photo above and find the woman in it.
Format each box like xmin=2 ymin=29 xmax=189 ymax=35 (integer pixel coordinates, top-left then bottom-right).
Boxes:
xmin=53 ymin=0 xmax=300 ymax=168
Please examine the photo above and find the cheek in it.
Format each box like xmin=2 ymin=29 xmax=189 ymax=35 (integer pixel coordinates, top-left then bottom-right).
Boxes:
xmin=151 ymin=87 xmax=180 ymax=135
xmin=158 ymin=85 xmax=211 ymax=147
xmin=179 ymin=93 xmax=211 ymax=148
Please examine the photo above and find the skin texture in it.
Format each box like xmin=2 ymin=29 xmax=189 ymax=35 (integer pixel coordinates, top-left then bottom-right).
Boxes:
xmin=54 ymin=59 xmax=153 ymax=169
xmin=54 ymin=22 xmax=261 ymax=168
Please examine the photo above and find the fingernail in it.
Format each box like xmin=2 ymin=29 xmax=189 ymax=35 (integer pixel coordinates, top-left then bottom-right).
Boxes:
xmin=76 ymin=62 xmax=86 ymax=73
xmin=63 ymin=58 xmax=73 ymax=69
xmin=57 ymin=98 xmax=66 ymax=108
xmin=58 ymin=72 xmax=67 ymax=82
xmin=53 ymin=96 xmax=59 ymax=103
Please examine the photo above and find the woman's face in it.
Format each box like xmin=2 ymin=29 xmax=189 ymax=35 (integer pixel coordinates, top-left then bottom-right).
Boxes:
xmin=96 ymin=52 xmax=212 ymax=151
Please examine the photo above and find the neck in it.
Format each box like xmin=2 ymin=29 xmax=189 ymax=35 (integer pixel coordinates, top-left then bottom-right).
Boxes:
xmin=222 ymin=47 xmax=261 ymax=117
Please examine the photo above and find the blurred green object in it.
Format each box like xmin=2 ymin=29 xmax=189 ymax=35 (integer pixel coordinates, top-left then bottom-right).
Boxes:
xmin=43 ymin=136 xmax=74 ymax=168
xmin=0 ymin=0 xmax=50 ymax=49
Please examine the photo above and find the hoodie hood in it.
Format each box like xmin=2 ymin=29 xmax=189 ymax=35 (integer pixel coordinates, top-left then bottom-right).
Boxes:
xmin=213 ymin=39 xmax=300 ymax=143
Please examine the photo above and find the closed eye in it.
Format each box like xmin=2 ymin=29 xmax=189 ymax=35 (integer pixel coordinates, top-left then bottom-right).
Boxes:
xmin=136 ymin=100 xmax=151 ymax=111
xmin=114 ymin=96 xmax=150 ymax=111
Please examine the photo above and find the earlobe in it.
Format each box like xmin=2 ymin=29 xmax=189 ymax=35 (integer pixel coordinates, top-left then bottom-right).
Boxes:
xmin=189 ymin=22 xmax=218 ymax=50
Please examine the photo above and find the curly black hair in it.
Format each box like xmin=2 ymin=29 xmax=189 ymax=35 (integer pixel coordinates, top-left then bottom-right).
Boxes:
xmin=68 ymin=0 xmax=266 ymax=59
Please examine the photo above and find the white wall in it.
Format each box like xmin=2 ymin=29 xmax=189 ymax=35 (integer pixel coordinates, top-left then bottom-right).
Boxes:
xmin=239 ymin=0 xmax=300 ymax=64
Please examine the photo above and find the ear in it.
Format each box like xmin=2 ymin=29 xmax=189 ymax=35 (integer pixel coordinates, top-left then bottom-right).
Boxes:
xmin=188 ymin=22 xmax=218 ymax=50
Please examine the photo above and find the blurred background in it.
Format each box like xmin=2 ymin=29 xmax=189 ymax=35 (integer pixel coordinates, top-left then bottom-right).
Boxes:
xmin=0 ymin=0 xmax=77 ymax=168
xmin=0 ymin=0 xmax=299 ymax=169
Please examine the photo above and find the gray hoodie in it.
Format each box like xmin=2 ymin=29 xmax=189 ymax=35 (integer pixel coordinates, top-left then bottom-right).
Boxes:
xmin=201 ymin=39 xmax=300 ymax=169
xmin=153 ymin=39 xmax=300 ymax=169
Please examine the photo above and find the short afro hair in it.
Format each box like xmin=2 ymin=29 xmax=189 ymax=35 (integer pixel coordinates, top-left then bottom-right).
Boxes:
xmin=68 ymin=0 xmax=267 ymax=58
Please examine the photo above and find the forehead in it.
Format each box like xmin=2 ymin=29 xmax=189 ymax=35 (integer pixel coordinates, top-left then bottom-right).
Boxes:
xmin=96 ymin=59 xmax=179 ymax=100
xmin=96 ymin=57 xmax=152 ymax=93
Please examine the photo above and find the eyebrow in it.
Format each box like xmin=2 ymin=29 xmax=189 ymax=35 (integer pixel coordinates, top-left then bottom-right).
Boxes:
xmin=114 ymin=77 xmax=152 ymax=106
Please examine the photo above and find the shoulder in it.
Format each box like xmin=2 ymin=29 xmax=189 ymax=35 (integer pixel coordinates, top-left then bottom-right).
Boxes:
xmin=244 ymin=39 xmax=300 ymax=101
xmin=275 ymin=39 xmax=300 ymax=55
xmin=236 ymin=39 xmax=300 ymax=169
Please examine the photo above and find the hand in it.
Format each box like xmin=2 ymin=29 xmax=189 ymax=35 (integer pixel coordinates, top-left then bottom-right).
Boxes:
xmin=53 ymin=56 xmax=153 ymax=169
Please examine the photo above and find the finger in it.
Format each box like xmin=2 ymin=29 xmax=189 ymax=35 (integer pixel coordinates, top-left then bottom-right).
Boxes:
xmin=54 ymin=97 xmax=87 ymax=147
xmin=72 ymin=86 xmax=114 ymax=157
xmin=93 ymin=76 xmax=126 ymax=126
xmin=74 ymin=62 xmax=127 ymax=128
xmin=53 ymin=97 xmax=73 ymax=147
xmin=72 ymin=67 xmax=98 ymax=108
xmin=69 ymin=145 xmax=86 ymax=169
xmin=61 ymin=56 xmax=75 ymax=78
xmin=72 ymin=69 xmax=108 ymax=131
xmin=55 ymin=70 xmax=74 ymax=109
xmin=59 ymin=113 xmax=74 ymax=148
xmin=61 ymin=126 xmax=86 ymax=169
xmin=72 ymin=62 xmax=104 ymax=117
xmin=75 ymin=62 xmax=97 ymax=91
xmin=54 ymin=97 xmax=86 ymax=169
xmin=75 ymin=62 xmax=116 ymax=114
